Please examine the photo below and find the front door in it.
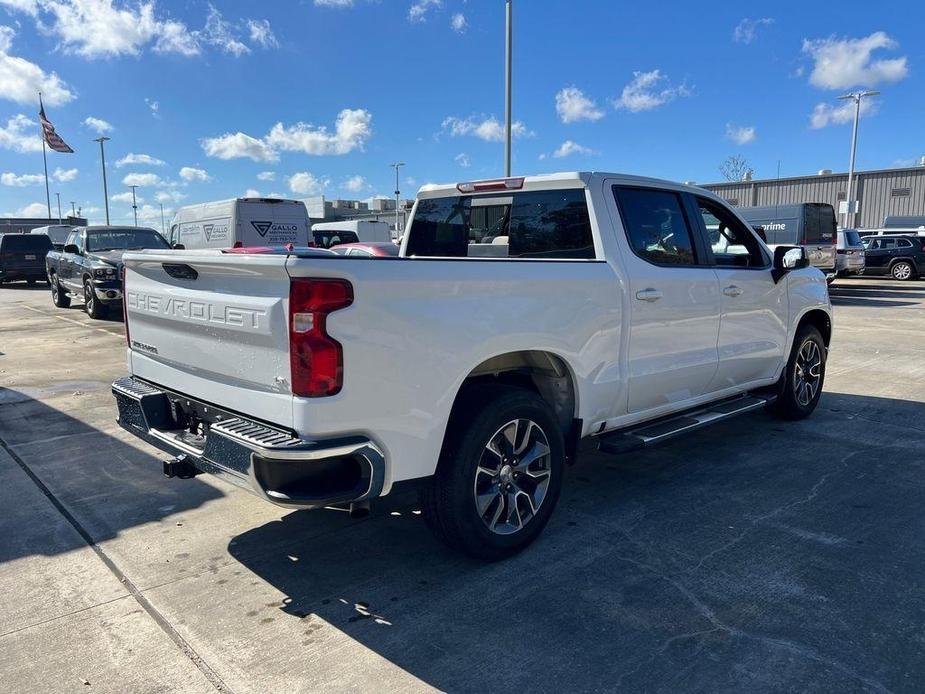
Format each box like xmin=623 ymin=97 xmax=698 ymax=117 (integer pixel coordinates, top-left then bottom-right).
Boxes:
xmin=692 ymin=196 xmax=788 ymax=389
xmin=611 ymin=185 xmax=721 ymax=414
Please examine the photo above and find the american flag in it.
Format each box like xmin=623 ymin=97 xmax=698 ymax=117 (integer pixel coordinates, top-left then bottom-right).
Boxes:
xmin=39 ymin=99 xmax=74 ymax=154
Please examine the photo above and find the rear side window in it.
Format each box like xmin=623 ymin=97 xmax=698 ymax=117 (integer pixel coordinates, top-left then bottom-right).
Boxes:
xmin=613 ymin=187 xmax=698 ymax=266
xmin=843 ymin=230 xmax=861 ymax=246
xmin=1 ymin=234 xmax=53 ymax=253
xmin=406 ymin=189 xmax=595 ymax=259
xmin=803 ymin=204 xmax=836 ymax=243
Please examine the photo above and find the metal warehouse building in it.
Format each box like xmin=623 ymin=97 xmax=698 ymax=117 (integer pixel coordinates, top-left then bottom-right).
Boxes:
xmin=700 ymin=163 xmax=925 ymax=229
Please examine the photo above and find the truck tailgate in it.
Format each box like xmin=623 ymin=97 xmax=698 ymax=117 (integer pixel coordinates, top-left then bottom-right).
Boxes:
xmin=123 ymin=250 xmax=294 ymax=429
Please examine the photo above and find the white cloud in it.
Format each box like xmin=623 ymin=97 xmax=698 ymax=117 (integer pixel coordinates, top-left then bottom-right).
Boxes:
xmin=82 ymin=116 xmax=112 ymax=134
xmin=802 ymin=32 xmax=908 ymax=90
xmin=155 ymin=189 xmax=187 ymax=203
xmin=111 ymin=191 xmax=139 ymax=204
xmin=809 ymin=99 xmax=876 ymax=129
xmin=179 ymin=166 xmax=210 ymax=182
xmin=555 ymin=87 xmax=604 ymax=124
xmin=409 ymin=0 xmax=441 ymax=22
xmin=136 ymin=203 xmax=168 ymax=223
xmin=725 ymin=123 xmax=756 ymax=145
xmin=288 ymin=172 xmax=330 ymax=195
xmin=0 ymin=25 xmax=75 ymax=106
xmin=0 ymin=113 xmax=42 ymax=153
xmin=246 ymin=18 xmax=277 ymax=49
xmin=145 ymin=97 xmax=161 ymax=118
xmin=733 ymin=17 xmax=773 ymax=44
xmin=344 ymin=175 xmax=368 ymax=193
xmin=266 ymin=108 xmax=373 ymax=155
xmin=613 ymin=69 xmax=690 ymax=112
xmin=256 ymin=170 xmax=275 ymax=181
xmin=455 ymin=153 xmax=471 ymax=168
xmin=314 ymin=0 xmax=353 ymax=6
xmin=1 ymin=171 xmax=44 ymax=186
xmin=122 ymin=172 xmax=162 ymax=187
xmin=548 ymin=140 xmax=595 ymax=159
xmin=450 ymin=12 xmax=466 ymax=33
xmin=53 ymin=166 xmax=77 ymax=182
xmin=116 ymin=153 xmax=165 ymax=168
xmin=441 ymin=115 xmax=531 ymax=142
xmin=201 ymin=131 xmax=278 ymax=162
xmin=10 ymin=201 xmax=49 ymax=217
xmin=244 ymin=188 xmax=261 ymax=198
xmin=201 ymin=4 xmax=249 ymax=56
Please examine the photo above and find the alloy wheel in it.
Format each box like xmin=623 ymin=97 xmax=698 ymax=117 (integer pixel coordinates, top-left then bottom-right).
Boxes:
xmin=892 ymin=262 xmax=912 ymax=281
xmin=473 ymin=418 xmax=552 ymax=536
xmin=793 ymin=339 xmax=822 ymax=407
xmin=84 ymin=282 xmax=94 ymax=312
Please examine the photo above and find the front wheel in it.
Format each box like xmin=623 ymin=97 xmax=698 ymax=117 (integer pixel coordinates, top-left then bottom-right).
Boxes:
xmin=891 ymin=261 xmax=915 ymax=281
xmin=422 ymin=385 xmax=565 ymax=560
xmin=84 ymin=279 xmax=107 ymax=319
xmin=50 ymin=273 xmax=70 ymax=308
xmin=771 ymin=325 xmax=826 ymax=420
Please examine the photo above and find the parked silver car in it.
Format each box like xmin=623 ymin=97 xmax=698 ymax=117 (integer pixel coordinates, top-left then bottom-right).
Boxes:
xmin=836 ymin=229 xmax=866 ymax=277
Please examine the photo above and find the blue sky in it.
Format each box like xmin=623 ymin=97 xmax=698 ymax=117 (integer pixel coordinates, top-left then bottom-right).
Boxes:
xmin=0 ymin=0 xmax=922 ymax=226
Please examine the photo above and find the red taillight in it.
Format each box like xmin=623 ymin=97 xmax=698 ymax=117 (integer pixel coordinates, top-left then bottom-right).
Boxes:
xmin=121 ymin=265 xmax=130 ymax=347
xmin=289 ymin=279 xmax=353 ymax=397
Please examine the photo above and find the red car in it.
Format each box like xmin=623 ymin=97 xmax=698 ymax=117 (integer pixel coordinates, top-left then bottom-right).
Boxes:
xmin=331 ymin=242 xmax=400 ymax=258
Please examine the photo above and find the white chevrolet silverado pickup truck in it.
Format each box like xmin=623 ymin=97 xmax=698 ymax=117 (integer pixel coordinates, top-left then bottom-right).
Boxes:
xmin=112 ymin=173 xmax=832 ymax=559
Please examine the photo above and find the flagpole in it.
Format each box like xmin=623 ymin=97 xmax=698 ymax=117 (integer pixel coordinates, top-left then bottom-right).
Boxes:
xmin=39 ymin=92 xmax=52 ymax=219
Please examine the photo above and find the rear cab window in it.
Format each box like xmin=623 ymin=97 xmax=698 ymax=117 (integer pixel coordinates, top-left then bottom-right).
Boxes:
xmin=314 ymin=231 xmax=359 ymax=249
xmin=406 ymin=189 xmax=595 ymax=259
xmin=1 ymin=234 xmax=53 ymax=253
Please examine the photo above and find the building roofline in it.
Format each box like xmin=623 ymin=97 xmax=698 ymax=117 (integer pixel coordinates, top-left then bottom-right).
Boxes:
xmin=702 ymin=164 xmax=925 ymax=188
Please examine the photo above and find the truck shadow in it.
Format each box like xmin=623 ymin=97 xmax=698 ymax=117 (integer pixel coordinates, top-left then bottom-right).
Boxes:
xmin=0 ymin=386 xmax=223 ymax=565
xmin=226 ymin=392 xmax=925 ymax=692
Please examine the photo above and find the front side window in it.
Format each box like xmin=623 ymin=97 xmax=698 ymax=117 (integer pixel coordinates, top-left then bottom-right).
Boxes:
xmin=695 ymin=197 xmax=767 ymax=268
xmin=86 ymin=229 xmax=169 ymax=252
xmin=613 ymin=187 xmax=697 ymax=266
xmin=405 ymin=189 xmax=595 ymax=259
xmin=64 ymin=231 xmax=79 ymax=249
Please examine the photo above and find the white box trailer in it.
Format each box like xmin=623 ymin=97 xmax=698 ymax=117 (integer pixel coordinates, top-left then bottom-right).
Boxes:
xmin=168 ymin=198 xmax=311 ymax=250
xmin=311 ymin=220 xmax=393 ymax=248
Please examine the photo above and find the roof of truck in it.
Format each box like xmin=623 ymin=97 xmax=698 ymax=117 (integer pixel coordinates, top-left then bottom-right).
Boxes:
xmin=417 ymin=172 xmax=714 ymax=198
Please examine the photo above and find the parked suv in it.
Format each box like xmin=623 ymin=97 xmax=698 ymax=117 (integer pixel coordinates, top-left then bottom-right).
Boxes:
xmin=0 ymin=233 xmax=53 ymax=286
xmin=836 ymin=229 xmax=865 ymax=277
xmin=861 ymin=235 xmax=925 ymax=281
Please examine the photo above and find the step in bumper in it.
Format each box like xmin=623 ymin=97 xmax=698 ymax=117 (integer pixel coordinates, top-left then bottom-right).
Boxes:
xmin=112 ymin=375 xmax=385 ymax=510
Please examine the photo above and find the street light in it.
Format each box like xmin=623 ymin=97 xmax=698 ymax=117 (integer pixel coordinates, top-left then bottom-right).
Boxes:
xmin=55 ymin=192 xmax=62 ymax=224
xmin=390 ymin=162 xmax=405 ymax=235
xmin=129 ymin=185 xmax=139 ymax=227
xmin=838 ymin=90 xmax=879 ymax=228
xmin=93 ymin=136 xmax=111 ymax=225
xmin=504 ymin=0 xmax=513 ymax=177
xmin=159 ymin=202 xmax=166 ymax=237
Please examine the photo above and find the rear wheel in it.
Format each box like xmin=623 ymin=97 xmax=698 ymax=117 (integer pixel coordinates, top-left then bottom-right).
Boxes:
xmin=771 ymin=324 xmax=826 ymax=420
xmin=84 ymin=278 xmax=107 ymax=319
xmin=890 ymin=261 xmax=915 ymax=281
xmin=422 ymin=385 xmax=565 ymax=560
xmin=50 ymin=273 xmax=70 ymax=308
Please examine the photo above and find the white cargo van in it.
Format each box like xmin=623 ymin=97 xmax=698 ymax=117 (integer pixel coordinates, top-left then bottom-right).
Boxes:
xmin=311 ymin=220 xmax=393 ymax=248
xmin=168 ymin=198 xmax=310 ymax=250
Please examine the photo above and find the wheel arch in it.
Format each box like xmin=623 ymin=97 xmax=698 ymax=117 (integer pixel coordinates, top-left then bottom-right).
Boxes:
xmin=796 ymin=308 xmax=832 ymax=347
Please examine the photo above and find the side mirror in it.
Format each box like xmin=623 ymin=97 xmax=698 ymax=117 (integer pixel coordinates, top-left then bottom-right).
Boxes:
xmin=772 ymin=245 xmax=809 ymax=282
xmin=64 ymin=243 xmax=80 ymax=255
xmin=171 ymin=243 xmax=185 ymax=250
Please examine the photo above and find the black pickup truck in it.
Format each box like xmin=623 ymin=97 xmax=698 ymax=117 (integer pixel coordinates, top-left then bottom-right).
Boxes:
xmin=45 ymin=225 xmax=170 ymax=319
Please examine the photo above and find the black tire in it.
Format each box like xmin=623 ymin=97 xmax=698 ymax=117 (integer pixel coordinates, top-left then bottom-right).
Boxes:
xmin=50 ymin=273 xmax=70 ymax=308
xmin=890 ymin=260 xmax=915 ymax=281
xmin=84 ymin=278 xmax=107 ymax=319
xmin=422 ymin=384 xmax=565 ymax=561
xmin=771 ymin=324 xmax=826 ymax=420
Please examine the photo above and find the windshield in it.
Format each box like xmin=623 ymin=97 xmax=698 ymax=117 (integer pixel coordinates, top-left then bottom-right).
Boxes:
xmin=86 ymin=229 xmax=169 ymax=252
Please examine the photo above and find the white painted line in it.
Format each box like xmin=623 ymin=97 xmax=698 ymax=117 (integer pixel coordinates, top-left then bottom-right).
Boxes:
xmin=20 ymin=304 xmax=124 ymax=338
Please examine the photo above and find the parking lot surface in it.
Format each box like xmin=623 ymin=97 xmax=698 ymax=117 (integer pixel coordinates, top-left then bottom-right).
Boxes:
xmin=1 ymin=279 xmax=923 ymax=693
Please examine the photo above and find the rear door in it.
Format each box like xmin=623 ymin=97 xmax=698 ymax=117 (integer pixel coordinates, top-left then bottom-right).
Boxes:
xmin=611 ymin=185 xmax=721 ymax=414
xmin=124 ymin=251 xmax=296 ymax=428
xmin=238 ymin=201 xmax=310 ymax=247
xmin=801 ymin=204 xmax=836 ymax=271
xmin=863 ymin=238 xmax=891 ymax=273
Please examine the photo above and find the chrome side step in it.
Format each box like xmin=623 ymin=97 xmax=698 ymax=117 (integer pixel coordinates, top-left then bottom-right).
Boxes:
xmin=596 ymin=394 xmax=773 ymax=455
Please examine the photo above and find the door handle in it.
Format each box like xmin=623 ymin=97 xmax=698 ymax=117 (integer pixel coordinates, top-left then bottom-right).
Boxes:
xmin=635 ymin=288 xmax=662 ymax=302
xmin=723 ymin=285 xmax=743 ymax=297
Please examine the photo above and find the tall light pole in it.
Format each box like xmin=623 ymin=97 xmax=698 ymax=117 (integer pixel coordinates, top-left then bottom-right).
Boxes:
xmin=391 ymin=162 xmax=405 ymax=235
xmin=838 ymin=90 xmax=879 ymax=229
xmin=504 ymin=0 xmax=513 ymax=177
xmin=129 ymin=185 xmax=139 ymax=227
xmin=70 ymin=201 xmax=76 ymax=219
xmin=55 ymin=192 xmax=62 ymax=224
xmin=94 ymin=136 xmax=111 ymax=225
xmin=159 ymin=202 xmax=166 ymax=236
